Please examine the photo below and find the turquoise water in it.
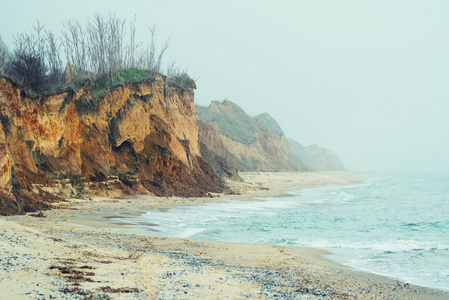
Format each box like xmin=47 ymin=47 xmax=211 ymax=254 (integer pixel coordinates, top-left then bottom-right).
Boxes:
xmin=119 ymin=173 xmax=449 ymax=291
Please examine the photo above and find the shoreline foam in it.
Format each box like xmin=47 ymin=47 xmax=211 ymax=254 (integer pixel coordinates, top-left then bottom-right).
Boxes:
xmin=1 ymin=171 xmax=448 ymax=299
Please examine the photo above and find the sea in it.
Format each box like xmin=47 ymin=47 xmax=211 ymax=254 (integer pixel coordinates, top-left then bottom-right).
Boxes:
xmin=113 ymin=173 xmax=449 ymax=291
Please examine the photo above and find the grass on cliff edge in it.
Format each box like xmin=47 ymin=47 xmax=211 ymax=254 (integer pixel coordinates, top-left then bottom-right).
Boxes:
xmin=75 ymin=69 xmax=196 ymax=98
xmin=74 ymin=69 xmax=155 ymax=98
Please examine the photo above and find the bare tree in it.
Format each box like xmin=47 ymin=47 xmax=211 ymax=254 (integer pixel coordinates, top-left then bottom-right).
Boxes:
xmin=126 ymin=16 xmax=137 ymax=70
xmin=33 ymin=21 xmax=46 ymax=61
xmin=82 ymin=14 xmax=128 ymax=82
xmin=166 ymin=61 xmax=178 ymax=77
xmin=45 ymin=31 xmax=63 ymax=86
xmin=105 ymin=14 xmax=126 ymax=81
xmin=143 ymin=25 xmax=169 ymax=73
xmin=147 ymin=26 xmax=157 ymax=70
xmin=155 ymin=38 xmax=169 ymax=74
xmin=87 ymin=14 xmax=107 ymax=76
xmin=58 ymin=14 xmax=172 ymax=87
xmin=62 ymin=19 xmax=88 ymax=82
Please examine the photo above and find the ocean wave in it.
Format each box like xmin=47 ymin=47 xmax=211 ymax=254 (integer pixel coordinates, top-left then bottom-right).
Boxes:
xmin=178 ymin=227 xmax=208 ymax=238
xmin=293 ymin=239 xmax=449 ymax=253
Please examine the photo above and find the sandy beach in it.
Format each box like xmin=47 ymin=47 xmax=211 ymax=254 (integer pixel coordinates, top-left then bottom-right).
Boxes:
xmin=1 ymin=171 xmax=448 ymax=299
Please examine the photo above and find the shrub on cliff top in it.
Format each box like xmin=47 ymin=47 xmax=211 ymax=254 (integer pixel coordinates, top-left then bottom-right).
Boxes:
xmin=5 ymin=48 xmax=49 ymax=94
xmin=3 ymin=22 xmax=63 ymax=94
xmin=166 ymin=73 xmax=196 ymax=91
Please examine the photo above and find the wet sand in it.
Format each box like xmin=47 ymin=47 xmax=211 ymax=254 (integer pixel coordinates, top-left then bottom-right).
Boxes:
xmin=1 ymin=171 xmax=448 ymax=299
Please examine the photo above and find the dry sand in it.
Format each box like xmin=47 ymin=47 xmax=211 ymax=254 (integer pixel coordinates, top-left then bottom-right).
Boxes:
xmin=1 ymin=171 xmax=448 ymax=299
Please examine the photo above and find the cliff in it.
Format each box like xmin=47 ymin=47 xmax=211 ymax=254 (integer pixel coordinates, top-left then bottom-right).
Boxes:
xmin=196 ymin=100 xmax=303 ymax=172
xmin=288 ymin=139 xmax=345 ymax=171
xmin=0 ymin=75 xmax=223 ymax=215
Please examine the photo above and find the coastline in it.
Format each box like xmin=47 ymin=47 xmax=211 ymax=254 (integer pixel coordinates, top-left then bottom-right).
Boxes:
xmin=1 ymin=171 xmax=448 ymax=299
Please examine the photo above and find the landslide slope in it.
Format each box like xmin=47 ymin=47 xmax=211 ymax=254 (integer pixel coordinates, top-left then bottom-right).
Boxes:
xmin=0 ymin=75 xmax=222 ymax=215
xmin=196 ymin=100 xmax=303 ymax=172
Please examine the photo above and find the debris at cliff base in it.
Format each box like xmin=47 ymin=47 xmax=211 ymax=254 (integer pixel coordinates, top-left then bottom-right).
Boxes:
xmin=30 ymin=211 xmax=46 ymax=218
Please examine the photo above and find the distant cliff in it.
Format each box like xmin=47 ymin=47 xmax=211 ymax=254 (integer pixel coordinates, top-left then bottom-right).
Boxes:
xmin=0 ymin=75 xmax=222 ymax=215
xmin=288 ymin=139 xmax=345 ymax=171
xmin=196 ymin=100 xmax=303 ymax=172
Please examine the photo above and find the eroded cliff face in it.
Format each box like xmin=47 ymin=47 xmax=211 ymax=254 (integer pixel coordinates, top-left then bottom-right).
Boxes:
xmin=0 ymin=76 xmax=222 ymax=215
xmin=196 ymin=100 xmax=304 ymax=172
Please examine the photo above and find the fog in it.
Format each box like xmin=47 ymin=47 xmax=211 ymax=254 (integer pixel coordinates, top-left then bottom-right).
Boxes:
xmin=2 ymin=0 xmax=448 ymax=173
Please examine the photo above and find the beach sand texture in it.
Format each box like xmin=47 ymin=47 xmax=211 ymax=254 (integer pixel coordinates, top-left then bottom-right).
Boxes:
xmin=1 ymin=172 xmax=448 ymax=299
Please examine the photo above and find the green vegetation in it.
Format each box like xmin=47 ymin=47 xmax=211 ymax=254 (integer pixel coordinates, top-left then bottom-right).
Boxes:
xmin=88 ymin=69 xmax=195 ymax=98
xmin=196 ymin=101 xmax=258 ymax=144
xmin=121 ymin=69 xmax=153 ymax=82
xmin=9 ymin=200 xmax=19 ymax=213
xmin=255 ymin=113 xmax=284 ymax=136
xmin=196 ymin=101 xmax=286 ymax=145
xmin=74 ymin=78 xmax=89 ymax=89
xmin=166 ymin=73 xmax=196 ymax=91
xmin=92 ymin=69 xmax=155 ymax=97
xmin=139 ymin=152 xmax=152 ymax=165
xmin=3 ymin=22 xmax=64 ymax=94
xmin=2 ymin=15 xmax=195 ymax=97
xmin=65 ymin=172 xmax=83 ymax=188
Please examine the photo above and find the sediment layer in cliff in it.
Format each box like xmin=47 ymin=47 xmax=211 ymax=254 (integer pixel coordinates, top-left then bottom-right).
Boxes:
xmin=0 ymin=75 xmax=223 ymax=215
xmin=196 ymin=100 xmax=304 ymax=172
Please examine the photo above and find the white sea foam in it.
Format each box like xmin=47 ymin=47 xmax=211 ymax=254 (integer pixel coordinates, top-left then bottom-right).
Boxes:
xmin=178 ymin=227 xmax=208 ymax=238
xmin=292 ymin=239 xmax=449 ymax=252
xmin=121 ymin=173 xmax=449 ymax=291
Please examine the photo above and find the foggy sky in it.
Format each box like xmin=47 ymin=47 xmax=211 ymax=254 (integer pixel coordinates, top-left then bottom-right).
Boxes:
xmin=1 ymin=0 xmax=448 ymax=173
